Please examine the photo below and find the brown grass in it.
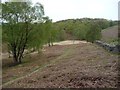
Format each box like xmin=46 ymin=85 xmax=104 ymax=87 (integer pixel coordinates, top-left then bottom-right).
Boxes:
xmin=2 ymin=43 xmax=118 ymax=88
xmin=101 ymin=25 xmax=118 ymax=42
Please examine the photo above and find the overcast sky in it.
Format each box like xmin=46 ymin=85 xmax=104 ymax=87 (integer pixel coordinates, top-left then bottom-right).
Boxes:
xmin=2 ymin=0 xmax=119 ymax=22
xmin=31 ymin=0 xmax=119 ymax=22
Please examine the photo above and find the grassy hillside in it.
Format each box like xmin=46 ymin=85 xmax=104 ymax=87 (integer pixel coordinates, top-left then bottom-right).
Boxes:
xmin=101 ymin=25 xmax=119 ymax=45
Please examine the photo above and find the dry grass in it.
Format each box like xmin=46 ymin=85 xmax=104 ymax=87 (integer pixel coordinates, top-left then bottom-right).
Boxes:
xmin=101 ymin=25 xmax=118 ymax=42
xmin=2 ymin=42 xmax=118 ymax=88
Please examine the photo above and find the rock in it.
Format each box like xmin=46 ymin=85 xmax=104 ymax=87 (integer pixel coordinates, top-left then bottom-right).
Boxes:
xmin=95 ymin=40 xmax=120 ymax=53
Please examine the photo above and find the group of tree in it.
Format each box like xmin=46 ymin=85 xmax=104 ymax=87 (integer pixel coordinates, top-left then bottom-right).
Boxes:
xmin=53 ymin=18 xmax=118 ymax=42
xmin=2 ymin=1 xmax=57 ymax=64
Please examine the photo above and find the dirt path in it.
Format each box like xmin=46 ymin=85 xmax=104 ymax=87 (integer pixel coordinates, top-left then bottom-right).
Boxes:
xmin=2 ymin=40 xmax=87 ymax=59
xmin=52 ymin=40 xmax=88 ymax=45
xmin=2 ymin=41 xmax=118 ymax=88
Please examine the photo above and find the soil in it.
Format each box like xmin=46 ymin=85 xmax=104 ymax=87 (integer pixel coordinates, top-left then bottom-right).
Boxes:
xmin=2 ymin=40 xmax=118 ymax=88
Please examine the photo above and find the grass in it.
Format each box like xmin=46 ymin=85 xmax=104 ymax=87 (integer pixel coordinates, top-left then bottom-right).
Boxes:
xmin=108 ymin=38 xmax=120 ymax=45
xmin=2 ymin=43 xmax=118 ymax=88
xmin=101 ymin=25 xmax=118 ymax=45
xmin=2 ymin=45 xmax=71 ymax=85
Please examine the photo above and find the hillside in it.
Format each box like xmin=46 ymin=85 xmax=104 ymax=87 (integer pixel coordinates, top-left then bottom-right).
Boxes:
xmin=101 ymin=25 xmax=118 ymax=43
xmin=2 ymin=41 xmax=118 ymax=88
xmin=2 ymin=1 xmax=119 ymax=89
xmin=53 ymin=18 xmax=118 ymax=41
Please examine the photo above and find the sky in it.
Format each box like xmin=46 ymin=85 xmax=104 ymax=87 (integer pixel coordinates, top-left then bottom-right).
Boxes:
xmin=31 ymin=0 xmax=119 ymax=22
xmin=2 ymin=0 xmax=119 ymax=22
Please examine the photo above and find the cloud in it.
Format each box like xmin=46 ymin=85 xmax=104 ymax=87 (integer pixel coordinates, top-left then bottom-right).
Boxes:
xmin=30 ymin=0 xmax=119 ymax=21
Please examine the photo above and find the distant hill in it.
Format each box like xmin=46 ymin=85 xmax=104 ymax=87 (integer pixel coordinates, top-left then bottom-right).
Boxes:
xmin=53 ymin=18 xmax=118 ymax=41
xmin=101 ymin=25 xmax=118 ymax=43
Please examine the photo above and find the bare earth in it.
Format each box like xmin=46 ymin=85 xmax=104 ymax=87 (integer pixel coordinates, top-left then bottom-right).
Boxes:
xmin=2 ymin=40 xmax=118 ymax=88
xmin=2 ymin=40 xmax=87 ymax=59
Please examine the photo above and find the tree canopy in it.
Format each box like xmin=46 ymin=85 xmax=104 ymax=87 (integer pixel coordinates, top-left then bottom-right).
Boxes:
xmin=2 ymin=1 xmax=45 ymax=64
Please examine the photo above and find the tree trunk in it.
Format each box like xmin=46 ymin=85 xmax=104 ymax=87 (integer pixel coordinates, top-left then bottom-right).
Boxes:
xmin=18 ymin=58 xmax=22 ymax=64
xmin=48 ymin=38 xmax=51 ymax=47
xmin=12 ymin=44 xmax=19 ymax=64
xmin=51 ymin=42 xmax=53 ymax=46
xmin=48 ymin=43 xmax=50 ymax=47
xmin=13 ymin=53 xmax=19 ymax=64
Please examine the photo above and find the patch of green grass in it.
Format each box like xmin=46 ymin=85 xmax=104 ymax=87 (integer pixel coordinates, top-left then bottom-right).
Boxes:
xmin=106 ymin=38 xmax=120 ymax=45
